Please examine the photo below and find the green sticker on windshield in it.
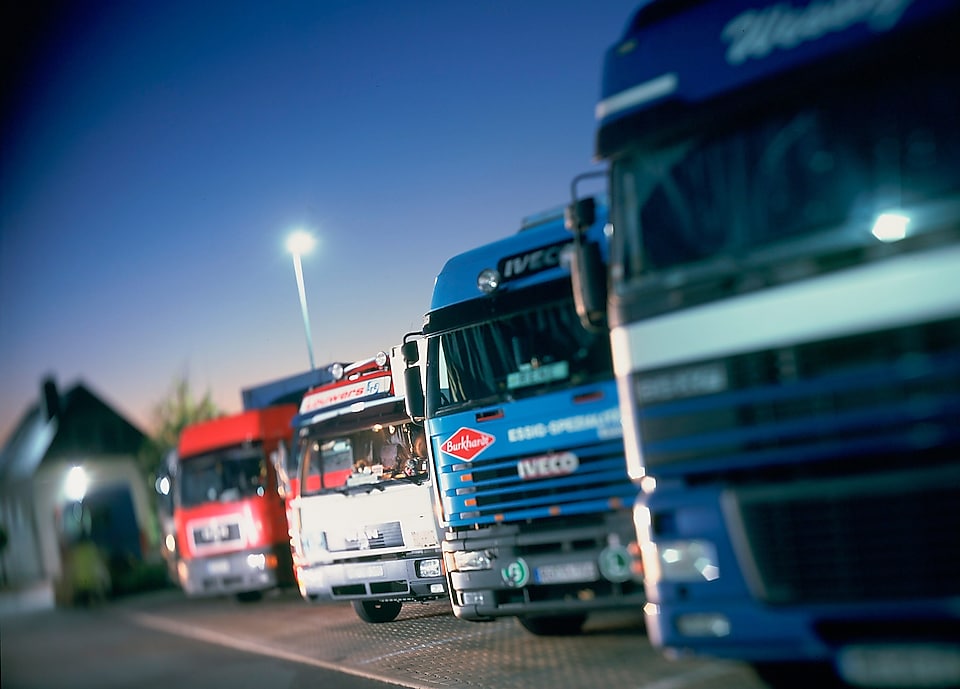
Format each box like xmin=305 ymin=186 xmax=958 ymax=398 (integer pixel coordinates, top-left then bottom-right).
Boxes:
xmin=507 ymin=361 xmax=569 ymax=391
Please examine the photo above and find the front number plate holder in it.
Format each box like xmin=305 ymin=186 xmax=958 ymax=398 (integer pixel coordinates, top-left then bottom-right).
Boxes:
xmin=207 ymin=559 xmax=230 ymax=575
xmin=533 ymin=561 xmax=598 ymax=585
xmin=836 ymin=643 xmax=960 ymax=688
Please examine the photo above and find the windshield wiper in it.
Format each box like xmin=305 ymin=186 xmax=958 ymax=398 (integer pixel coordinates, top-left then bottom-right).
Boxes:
xmin=334 ymin=483 xmax=387 ymax=496
xmin=439 ymin=393 xmax=511 ymax=415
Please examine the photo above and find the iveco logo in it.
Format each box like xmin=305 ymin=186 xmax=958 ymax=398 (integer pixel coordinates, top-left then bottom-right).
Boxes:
xmin=498 ymin=240 xmax=571 ymax=282
xmin=517 ymin=452 xmax=579 ymax=480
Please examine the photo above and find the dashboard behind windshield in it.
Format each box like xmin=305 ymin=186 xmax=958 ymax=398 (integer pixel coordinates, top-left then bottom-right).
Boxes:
xmin=611 ymin=70 xmax=960 ymax=283
xmin=179 ymin=446 xmax=267 ymax=508
xmin=299 ymin=422 xmax=429 ymax=496
xmin=427 ymin=298 xmax=613 ymax=415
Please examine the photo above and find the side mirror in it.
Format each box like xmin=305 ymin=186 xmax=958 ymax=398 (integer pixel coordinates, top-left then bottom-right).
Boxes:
xmin=570 ymin=240 xmax=608 ymax=332
xmin=401 ymin=340 xmax=420 ymax=365
xmin=404 ymin=366 xmax=425 ymax=421
xmin=565 ymin=197 xmax=596 ymax=233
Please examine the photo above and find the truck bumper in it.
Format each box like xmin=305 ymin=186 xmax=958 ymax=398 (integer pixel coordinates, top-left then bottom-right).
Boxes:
xmin=179 ymin=545 xmax=291 ymax=597
xmin=648 ymin=596 xmax=960 ymax=663
xmin=640 ymin=470 xmax=960 ymax=671
xmin=444 ymin=508 xmax=645 ymax=622
xmin=297 ymin=553 xmax=446 ymax=603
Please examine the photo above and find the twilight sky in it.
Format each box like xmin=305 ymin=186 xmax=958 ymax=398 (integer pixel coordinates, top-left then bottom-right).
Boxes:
xmin=0 ymin=0 xmax=637 ymax=443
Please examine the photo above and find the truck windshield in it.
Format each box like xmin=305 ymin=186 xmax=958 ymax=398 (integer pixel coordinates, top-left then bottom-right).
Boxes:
xmin=299 ymin=422 xmax=429 ymax=496
xmin=429 ymin=298 xmax=612 ymax=414
xmin=610 ymin=71 xmax=960 ymax=283
xmin=179 ymin=446 xmax=266 ymax=508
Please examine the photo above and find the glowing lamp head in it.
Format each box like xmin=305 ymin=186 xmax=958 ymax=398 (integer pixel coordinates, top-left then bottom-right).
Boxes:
xmin=330 ymin=363 xmax=345 ymax=380
xmin=477 ymin=268 xmax=501 ymax=294
xmin=286 ymin=230 xmax=316 ymax=255
xmin=64 ymin=465 xmax=89 ymax=501
xmin=375 ymin=351 xmax=389 ymax=368
xmin=871 ymin=212 xmax=910 ymax=243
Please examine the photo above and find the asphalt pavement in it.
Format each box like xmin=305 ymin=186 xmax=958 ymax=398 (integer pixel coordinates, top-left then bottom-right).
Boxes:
xmin=1 ymin=585 xmax=764 ymax=689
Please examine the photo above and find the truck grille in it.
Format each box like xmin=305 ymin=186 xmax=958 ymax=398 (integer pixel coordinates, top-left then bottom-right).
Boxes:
xmin=726 ymin=466 xmax=960 ymax=604
xmin=638 ymin=317 xmax=960 ymax=606
xmin=325 ymin=521 xmax=403 ymax=552
xmin=636 ymin=317 xmax=960 ymax=478
xmin=441 ymin=438 xmax=635 ymax=528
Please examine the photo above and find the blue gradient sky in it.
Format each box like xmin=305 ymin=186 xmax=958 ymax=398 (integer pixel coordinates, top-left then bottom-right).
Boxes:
xmin=0 ymin=0 xmax=636 ymax=442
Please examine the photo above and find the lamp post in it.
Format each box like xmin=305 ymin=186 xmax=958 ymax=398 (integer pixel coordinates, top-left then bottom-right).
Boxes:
xmin=286 ymin=229 xmax=317 ymax=371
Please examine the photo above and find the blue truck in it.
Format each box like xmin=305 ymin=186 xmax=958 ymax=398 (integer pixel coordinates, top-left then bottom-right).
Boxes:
xmin=565 ymin=0 xmax=960 ymax=686
xmin=401 ymin=201 xmax=644 ymax=635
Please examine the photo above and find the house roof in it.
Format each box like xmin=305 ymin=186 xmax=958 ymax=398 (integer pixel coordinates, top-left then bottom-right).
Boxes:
xmin=0 ymin=379 xmax=146 ymax=484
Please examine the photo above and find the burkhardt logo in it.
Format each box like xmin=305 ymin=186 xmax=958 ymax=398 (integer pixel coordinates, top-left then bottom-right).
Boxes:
xmin=441 ymin=427 xmax=495 ymax=461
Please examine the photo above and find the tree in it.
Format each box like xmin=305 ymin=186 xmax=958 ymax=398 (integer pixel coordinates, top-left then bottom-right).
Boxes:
xmin=137 ymin=374 xmax=220 ymax=483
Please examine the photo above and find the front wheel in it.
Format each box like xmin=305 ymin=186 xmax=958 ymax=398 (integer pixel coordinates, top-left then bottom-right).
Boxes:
xmin=353 ymin=600 xmax=402 ymax=623
xmin=517 ymin=613 xmax=587 ymax=636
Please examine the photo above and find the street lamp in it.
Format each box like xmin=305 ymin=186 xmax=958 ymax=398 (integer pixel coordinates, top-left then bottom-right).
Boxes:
xmin=286 ymin=229 xmax=317 ymax=370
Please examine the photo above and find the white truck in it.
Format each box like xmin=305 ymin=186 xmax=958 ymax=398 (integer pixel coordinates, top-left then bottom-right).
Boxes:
xmin=291 ymin=348 xmax=446 ymax=622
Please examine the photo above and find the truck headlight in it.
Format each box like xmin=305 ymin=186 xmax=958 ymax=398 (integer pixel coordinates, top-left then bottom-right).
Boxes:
xmin=656 ymin=540 xmax=720 ymax=583
xmin=451 ymin=550 xmax=492 ymax=572
xmin=416 ymin=558 xmax=442 ymax=578
xmin=246 ymin=553 xmax=278 ymax=570
xmin=302 ymin=531 xmax=327 ymax=558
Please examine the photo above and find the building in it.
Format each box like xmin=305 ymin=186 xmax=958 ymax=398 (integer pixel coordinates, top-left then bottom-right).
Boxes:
xmin=0 ymin=378 xmax=155 ymax=593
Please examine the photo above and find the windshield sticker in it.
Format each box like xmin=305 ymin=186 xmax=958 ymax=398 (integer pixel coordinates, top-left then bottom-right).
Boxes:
xmin=506 ymin=361 xmax=569 ymax=391
xmin=507 ymin=407 xmax=621 ymax=443
xmin=440 ymin=427 xmax=495 ymax=461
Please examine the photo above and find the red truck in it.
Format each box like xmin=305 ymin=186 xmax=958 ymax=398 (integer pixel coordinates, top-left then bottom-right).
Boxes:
xmin=174 ymin=405 xmax=297 ymax=601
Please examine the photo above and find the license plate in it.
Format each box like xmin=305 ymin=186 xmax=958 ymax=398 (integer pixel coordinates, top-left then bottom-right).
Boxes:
xmin=534 ymin=561 xmax=598 ymax=585
xmin=349 ymin=564 xmax=384 ymax=580
xmin=207 ymin=559 xmax=230 ymax=575
xmin=837 ymin=643 xmax=960 ymax=688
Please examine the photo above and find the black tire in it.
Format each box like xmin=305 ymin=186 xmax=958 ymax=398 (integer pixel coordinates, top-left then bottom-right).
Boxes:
xmin=353 ymin=599 xmax=402 ymax=623
xmin=517 ymin=613 xmax=587 ymax=636
xmin=235 ymin=590 xmax=263 ymax=603
xmin=752 ymin=662 xmax=848 ymax=689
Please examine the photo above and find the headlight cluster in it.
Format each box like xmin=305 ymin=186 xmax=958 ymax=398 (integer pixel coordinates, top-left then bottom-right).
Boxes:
xmin=416 ymin=558 xmax=442 ymax=578
xmin=635 ymin=505 xmax=719 ymax=584
xmin=301 ymin=531 xmax=327 ymax=559
xmin=657 ymin=540 xmax=720 ymax=582
xmin=445 ymin=549 xmax=493 ymax=572
xmin=246 ymin=553 xmax=278 ymax=570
